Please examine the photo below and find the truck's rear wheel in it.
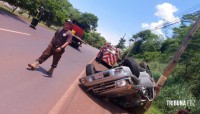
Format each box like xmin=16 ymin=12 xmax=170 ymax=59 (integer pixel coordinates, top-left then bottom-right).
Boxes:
xmin=86 ymin=64 xmax=97 ymax=76
xmin=122 ymin=57 xmax=140 ymax=78
xmin=73 ymin=42 xmax=79 ymax=48
xmin=139 ymin=61 xmax=152 ymax=77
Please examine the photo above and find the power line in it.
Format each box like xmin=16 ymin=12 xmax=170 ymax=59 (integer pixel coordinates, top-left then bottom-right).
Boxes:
xmin=149 ymin=3 xmax=200 ymax=31
xmin=176 ymin=3 xmax=200 ymax=17
xmin=151 ymin=18 xmax=181 ymax=31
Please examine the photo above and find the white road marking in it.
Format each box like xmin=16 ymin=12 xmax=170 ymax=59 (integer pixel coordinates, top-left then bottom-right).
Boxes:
xmin=0 ymin=28 xmax=31 ymax=35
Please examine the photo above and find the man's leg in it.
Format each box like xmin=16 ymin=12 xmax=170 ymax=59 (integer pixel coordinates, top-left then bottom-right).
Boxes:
xmin=47 ymin=50 xmax=64 ymax=74
xmin=37 ymin=44 xmax=54 ymax=63
xmin=28 ymin=61 xmax=40 ymax=70
xmin=28 ymin=44 xmax=53 ymax=70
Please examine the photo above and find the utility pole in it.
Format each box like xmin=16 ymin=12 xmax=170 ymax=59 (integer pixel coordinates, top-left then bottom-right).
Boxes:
xmin=144 ymin=14 xmax=200 ymax=110
xmin=122 ymin=33 xmax=126 ymax=39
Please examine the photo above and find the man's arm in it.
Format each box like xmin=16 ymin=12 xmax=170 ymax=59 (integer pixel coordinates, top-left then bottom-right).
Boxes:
xmin=55 ymin=41 xmax=70 ymax=53
xmin=60 ymin=41 xmax=70 ymax=49
xmin=55 ymin=30 xmax=72 ymax=52
xmin=61 ymin=32 xmax=72 ymax=49
xmin=55 ymin=34 xmax=72 ymax=52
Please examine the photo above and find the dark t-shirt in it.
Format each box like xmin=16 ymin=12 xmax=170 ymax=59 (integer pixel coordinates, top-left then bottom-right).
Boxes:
xmin=51 ymin=28 xmax=72 ymax=48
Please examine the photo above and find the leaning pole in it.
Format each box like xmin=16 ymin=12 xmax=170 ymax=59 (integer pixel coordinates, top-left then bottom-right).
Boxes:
xmin=144 ymin=14 xmax=200 ymax=110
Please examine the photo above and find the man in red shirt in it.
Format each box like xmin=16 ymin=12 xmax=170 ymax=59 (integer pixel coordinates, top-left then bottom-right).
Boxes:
xmin=28 ymin=19 xmax=73 ymax=75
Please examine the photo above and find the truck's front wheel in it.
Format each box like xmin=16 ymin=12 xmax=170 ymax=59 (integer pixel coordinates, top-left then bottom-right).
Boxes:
xmin=122 ymin=57 xmax=140 ymax=78
xmin=139 ymin=61 xmax=152 ymax=77
xmin=86 ymin=64 xmax=97 ymax=76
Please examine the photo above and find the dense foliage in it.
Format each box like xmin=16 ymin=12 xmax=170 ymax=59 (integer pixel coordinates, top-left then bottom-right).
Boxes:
xmin=127 ymin=12 xmax=200 ymax=114
xmin=84 ymin=32 xmax=106 ymax=49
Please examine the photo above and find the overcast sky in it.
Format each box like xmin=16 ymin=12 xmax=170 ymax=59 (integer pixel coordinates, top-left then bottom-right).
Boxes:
xmin=69 ymin=0 xmax=200 ymax=46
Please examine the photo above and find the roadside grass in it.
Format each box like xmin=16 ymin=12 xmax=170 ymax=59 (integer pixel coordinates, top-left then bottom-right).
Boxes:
xmin=148 ymin=61 xmax=166 ymax=82
xmin=145 ymin=105 xmax=163 ymax=114
xmin=0 ymin=4 xmax=18 ymax=17
xmin=0 ymin=2 xmax=31 ymax=22
xmin=141 ymin=61 xmax=199 ymax=114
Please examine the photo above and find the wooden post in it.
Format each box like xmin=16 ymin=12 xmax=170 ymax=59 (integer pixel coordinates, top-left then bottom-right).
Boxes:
xmin=144 ymin=14 xmax=200 ymax=110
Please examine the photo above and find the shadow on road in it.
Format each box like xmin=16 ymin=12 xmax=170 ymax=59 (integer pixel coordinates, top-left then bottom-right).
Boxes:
xmin=78 ymin=84 xmax=128 ymax=114
xmin=0 ymin=7 xmax=28 ymax=24
xmin=26 ymin=66 xmax=53 ymax=78
xmin=69 ymin=45 xmax=81 ymax=52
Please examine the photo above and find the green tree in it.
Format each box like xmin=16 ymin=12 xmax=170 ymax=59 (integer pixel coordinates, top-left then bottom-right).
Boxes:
xmin=141 ymin=36 xmax=161 ymax=52
xmin=84 ymin=32 xmax=106 ymax=49
xmin=174 ymin=26 xmax=200 ymax=99
xmin=68 ymin=8 xmax=81 ymax=20
xmin=129 ymin=30 xmax=161 ymax=60
xmin=40 ymin=0 xmax=72 ymax=26
xmin=160 ymin=38 xmax=176 ymax=53
xmin=181 ymin=11 xmax=200 ymax=25
xmin=77 ymin=12 xmax=98 ymax=32
xmin=116 ymin=37 xmax=126 ymax=49
xmin=131 ymin=30 xmax=158 ymax=42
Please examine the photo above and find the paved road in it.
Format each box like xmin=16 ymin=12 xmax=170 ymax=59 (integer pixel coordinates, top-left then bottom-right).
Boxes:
xmin=0 ymin=9 xmax=128 ymax=114
xmin=0 ymin=9 xmax=98 ymax=114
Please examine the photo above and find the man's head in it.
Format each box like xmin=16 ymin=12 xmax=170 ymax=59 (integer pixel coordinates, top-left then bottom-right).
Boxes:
xmin=64 ymin=19 xmax=73 ymax=30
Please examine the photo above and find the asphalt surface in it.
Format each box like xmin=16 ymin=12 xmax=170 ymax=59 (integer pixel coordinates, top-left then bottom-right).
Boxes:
xmin=0 ymin=8 xmax=128 ymax=114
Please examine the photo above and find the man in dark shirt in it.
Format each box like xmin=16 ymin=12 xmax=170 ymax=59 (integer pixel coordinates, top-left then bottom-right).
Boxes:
xmin=28 ymin=19 xmax=73 ymax=75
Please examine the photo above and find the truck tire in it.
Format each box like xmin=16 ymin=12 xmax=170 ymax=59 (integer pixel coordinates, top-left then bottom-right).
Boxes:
xmin=139 ymin=61 xmax=152 ymax=77
xmin=122 ymin=57 xmax=140 ymax=78
xmin=72 ymin=42 xmax=79 ymax=48
xmin=74 ymin=43 xmax=79 ymax=48
xmin=86 ymin=64 xmax=97 ymax=76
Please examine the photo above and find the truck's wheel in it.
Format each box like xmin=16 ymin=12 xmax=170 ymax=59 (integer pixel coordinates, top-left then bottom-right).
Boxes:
xmin=74 ymin=42 xmax=79 ymax=48
xmin=86 ymin=64 xmax=97 ymax=76
xmin=139 ymin=61 xmax=152 ymax=77
xmin=122 ymin=57 xmax=140 ymax=78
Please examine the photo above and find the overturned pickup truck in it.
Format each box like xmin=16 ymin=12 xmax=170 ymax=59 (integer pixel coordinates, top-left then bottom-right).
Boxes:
xmin=79 ymin=57 xmax=156 ymax=108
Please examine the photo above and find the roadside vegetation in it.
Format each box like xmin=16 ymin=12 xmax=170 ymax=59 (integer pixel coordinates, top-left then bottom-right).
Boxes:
xmin=1 ymin=1 xmax=199 ymax=113
xmin=125 ymin=11 xmax=200 ymax=114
